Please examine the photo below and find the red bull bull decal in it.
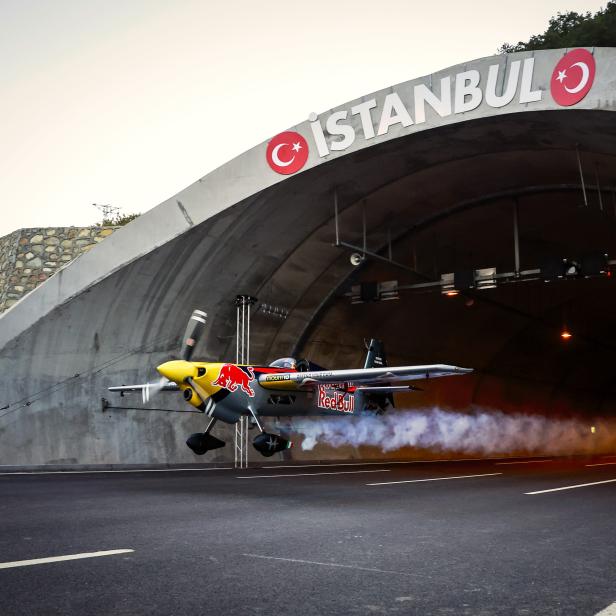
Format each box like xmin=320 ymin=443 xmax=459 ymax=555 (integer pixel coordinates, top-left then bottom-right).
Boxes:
xmin=212 ymin=364 xmax=256 ymax=397
xmin=317 ymin=385 xmax=355 ymax=413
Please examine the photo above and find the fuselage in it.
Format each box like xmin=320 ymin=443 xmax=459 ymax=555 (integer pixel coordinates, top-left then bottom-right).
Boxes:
xmin=156 ymin=359 xmax=361 ymax=422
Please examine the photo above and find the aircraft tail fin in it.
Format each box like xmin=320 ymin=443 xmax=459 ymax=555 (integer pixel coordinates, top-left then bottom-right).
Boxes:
xmin=363 ymin=339 xmax=387 ymax=369
xmin=361 ymin=339 xmax=394 ymax=414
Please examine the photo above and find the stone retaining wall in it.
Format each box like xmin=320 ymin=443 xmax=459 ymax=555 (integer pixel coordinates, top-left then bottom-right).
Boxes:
xmin=0 ymin=226 xmax=118 ymax=313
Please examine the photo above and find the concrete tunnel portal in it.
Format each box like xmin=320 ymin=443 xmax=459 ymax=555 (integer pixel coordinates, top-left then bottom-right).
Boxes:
xmin=1 ymin=47 xmax=615 ymax=465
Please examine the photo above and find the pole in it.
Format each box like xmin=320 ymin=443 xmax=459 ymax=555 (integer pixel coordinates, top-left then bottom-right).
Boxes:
xmin=576 ymin=146 xmax=588 ymax=207
xmin=234 ymin=295 xmax=257 ymax=469
xmin=513 ymin=199 xmax=520 ymax=276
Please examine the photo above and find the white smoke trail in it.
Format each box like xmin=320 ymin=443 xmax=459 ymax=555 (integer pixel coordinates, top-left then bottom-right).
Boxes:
xmin=292 ymin=408 xmax=616 ymax=455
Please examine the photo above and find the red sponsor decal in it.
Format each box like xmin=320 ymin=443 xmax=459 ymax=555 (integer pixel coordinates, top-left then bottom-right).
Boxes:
xmin=317 ymin=385 xmax=355 ymax=413
xmin=266 ymin=131 xmax=309 ymax=175
xmin=550 ymin=48 xmax=595 ymax=107
xmin=212 ymin=364 xmax=255 ymax=397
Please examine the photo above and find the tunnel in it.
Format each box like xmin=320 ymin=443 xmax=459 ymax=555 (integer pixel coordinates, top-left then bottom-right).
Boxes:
xmin=0 ymin=47 xmax=614 ymax=465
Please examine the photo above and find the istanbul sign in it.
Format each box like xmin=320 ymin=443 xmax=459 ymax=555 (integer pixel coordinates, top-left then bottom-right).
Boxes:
xmin=265 ymin=49 xmax=597 ymax=175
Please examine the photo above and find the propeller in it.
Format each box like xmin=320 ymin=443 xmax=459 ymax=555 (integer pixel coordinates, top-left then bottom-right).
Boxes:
xmin=181 ymin=309 xmax=207 ymax=361
xmin=140 ymin=377 xmax=173 ymax=404
xmin=110 ymin=309 xmax=207 ymax=403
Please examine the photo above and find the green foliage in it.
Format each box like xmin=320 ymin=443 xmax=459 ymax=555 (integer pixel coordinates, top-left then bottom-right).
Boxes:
xmin=101 ymin=212 xmax=140 ymax=227
xmin=499 ymin=2 xmax=616 ymax=52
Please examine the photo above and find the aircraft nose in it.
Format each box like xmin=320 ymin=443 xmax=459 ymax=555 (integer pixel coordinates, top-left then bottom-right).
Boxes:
xmin=156 ymin=360 xmax=195 ymax=383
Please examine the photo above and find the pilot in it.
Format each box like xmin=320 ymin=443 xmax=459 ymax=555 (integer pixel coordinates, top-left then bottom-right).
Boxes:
xmin=295 ymin=358 xmax=310 ymax=372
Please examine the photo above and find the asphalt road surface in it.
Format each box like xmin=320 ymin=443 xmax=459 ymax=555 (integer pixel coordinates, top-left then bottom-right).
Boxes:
xmin=1 ymin=457 xmax=616 ymax=616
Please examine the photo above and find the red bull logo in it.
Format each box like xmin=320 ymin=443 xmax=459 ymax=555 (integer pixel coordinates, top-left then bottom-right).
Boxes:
xmin=212 ymin=364 xmax=256 ymax=397
xmin=317 ymin=385 xmax=355 ymax=413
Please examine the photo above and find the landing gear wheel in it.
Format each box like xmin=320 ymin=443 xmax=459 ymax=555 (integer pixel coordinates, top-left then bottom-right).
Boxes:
xmin=186 ymin=432 xmax=226 ymax=455
xmin=252 ymin=432 xmax=292 ymax=457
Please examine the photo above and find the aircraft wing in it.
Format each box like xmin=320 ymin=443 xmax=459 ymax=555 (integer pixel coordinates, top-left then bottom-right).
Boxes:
xmin=258 ymin=364 xmax=472 ymax=389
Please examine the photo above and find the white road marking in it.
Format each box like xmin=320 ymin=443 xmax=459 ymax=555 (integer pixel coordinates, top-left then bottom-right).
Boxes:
xmin=495 ymin=460 xmax=553 ymax=465
xmin=262 ymin=457 xmax=508 ymax=469
xmin=586 ymin=462 xmax=616 ymax=467
xmin=236 ymin=469 xmax=391 ymax=479
xmin=595 ymin=601 xmax=616 ymax=615
xmin=242 ymin=553 xmax=417 ymax=577
xmin=525 ymin=478 xmax=616 ymax=495
xmin=0 ymin=549 xmax=134 ymax=569
xmin=0 ymin=468 xmax=232 ymax=476
xmin=367 ymin=472 xmax=502 ymax=486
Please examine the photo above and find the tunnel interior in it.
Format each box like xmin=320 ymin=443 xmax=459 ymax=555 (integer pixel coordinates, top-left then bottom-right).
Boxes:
xmin=272 ymin=112 xmax=616 ymax=458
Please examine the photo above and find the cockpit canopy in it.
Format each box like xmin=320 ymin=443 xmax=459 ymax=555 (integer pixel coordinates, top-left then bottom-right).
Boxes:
xmin=268 ymin=357 xmax=324 ymax=372
xmin=269 ymin=357 xmax=297 ymax=369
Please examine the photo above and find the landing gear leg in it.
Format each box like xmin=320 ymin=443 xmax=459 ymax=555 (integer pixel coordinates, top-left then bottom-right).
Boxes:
xmin=203 ymin=417 xmax=217 ymax=436
xmin=247 ymin=407 xmax=264 ymax=433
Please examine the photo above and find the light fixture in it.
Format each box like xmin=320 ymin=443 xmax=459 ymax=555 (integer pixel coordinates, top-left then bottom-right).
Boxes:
xmin=440 ymin=272 xmax=455 ymax=295
xmin=561 ymin=330 xmax=572 ymax=340
xmin=475 ymin=267 xmax=497 ymax=290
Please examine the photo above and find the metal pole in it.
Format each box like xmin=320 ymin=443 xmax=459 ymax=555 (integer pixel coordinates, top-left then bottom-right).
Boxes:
xmin=246 ymin=303 xmax=250 ymax=364
xmin=236 ymin=305 xmax=239 ymax=363
xmin=362 ymin=200 xmax=367 ymax=256
xmin=576 ymin=146 xmax=588 ymax=207
xmin=334 ymin=189 xmax=340 ymax=246
xmin=594 ymin=165 xmax=604 ymax=211
xmin=513 ymin=199 xmax=520 ymax=276
xmin=244 ymin=416 xmax=248 ymax=468
xmin=241 ymin=301 xmax=245 ymax=363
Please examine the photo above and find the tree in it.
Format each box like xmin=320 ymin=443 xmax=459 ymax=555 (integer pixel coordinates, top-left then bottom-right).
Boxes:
xmin=499 ymin=2 xmax=616 ymax=53
xmin=100 ymin=212 xmax=140 ymax=226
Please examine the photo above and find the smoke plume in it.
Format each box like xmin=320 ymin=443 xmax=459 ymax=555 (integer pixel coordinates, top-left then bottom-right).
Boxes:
xmin=292 ymin=408 xmax=616 ymax=456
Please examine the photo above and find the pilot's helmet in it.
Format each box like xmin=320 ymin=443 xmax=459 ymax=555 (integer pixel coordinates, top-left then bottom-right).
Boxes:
xmin=295 ymin=358 xmax=310 ymax=372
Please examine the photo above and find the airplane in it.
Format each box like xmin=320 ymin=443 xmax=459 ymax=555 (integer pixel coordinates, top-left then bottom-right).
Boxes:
xmin=108 ymin=309 xmax=473 ymax=457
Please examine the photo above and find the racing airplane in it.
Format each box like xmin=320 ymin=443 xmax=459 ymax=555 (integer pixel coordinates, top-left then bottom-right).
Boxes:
xmin=109 ymin=309 xmax=473 ymax=457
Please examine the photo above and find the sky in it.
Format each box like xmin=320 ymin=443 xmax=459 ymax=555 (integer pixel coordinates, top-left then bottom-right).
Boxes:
xmin=0 ymin=0 xmax=608 ymax=236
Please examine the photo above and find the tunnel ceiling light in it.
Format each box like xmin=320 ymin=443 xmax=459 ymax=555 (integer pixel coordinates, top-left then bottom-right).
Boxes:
xmin=440 ymin=272 xmax=456 ymax=295
xmin=561 ymin=330 xmax=572 ymax=340
xmin=351 ymin=281 xmax=399 ymax=304
xmin=475 ymin=267 xmax=497 ymax=290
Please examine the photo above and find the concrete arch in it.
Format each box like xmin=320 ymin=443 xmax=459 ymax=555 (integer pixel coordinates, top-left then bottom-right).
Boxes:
xmin=1 ymin=48 xmax=615 ymax=464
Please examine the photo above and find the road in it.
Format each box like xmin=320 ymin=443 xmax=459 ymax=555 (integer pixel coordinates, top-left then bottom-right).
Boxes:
xmin=1 ymin=457 xmax=616 ymax=615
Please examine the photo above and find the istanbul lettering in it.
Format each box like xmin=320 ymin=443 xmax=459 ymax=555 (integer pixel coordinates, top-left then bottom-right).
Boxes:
xmin=308 ymin=58 xmax=542 ymax=159
xmin=266 ymin=50 xmax=596 ymax=175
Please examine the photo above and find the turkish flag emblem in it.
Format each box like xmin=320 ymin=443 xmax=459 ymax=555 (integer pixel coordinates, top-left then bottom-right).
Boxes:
xmin=266 ymin=131 xmax=309 ymax=175
xmin=550 ymin=48 xmax=596 ymax=107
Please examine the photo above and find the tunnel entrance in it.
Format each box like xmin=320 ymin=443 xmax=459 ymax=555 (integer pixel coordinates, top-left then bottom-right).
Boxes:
xmin=288 ymin=116 xmax=616 ymax=458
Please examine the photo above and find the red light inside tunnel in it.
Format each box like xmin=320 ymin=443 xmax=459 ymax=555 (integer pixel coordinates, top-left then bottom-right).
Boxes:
xmin=445 ymin=291 xmax=459 ymax=297
xmin=561 ymin=331 xmax=572 ymax=340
